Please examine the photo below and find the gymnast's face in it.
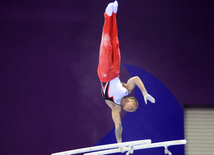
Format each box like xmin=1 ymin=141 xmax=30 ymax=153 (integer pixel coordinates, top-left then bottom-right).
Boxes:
xmin=123 ymin=100 xmax=136 ymax=112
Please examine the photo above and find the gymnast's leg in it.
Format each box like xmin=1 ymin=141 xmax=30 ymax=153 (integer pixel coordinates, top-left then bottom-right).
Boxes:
xmin=97 ymin=2 xmax=116 ymax=82
xmin=111 ymin=1 xmax=120 ymax=76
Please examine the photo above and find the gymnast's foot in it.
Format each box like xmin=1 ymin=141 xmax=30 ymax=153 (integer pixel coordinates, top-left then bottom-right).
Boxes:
xmin=105 ymin=1 xmax=118 ymax=16
xmin=105 ymin=2 xmax=114 ymax=16
xmin=113 ymin=0 xmax=118 ymax=13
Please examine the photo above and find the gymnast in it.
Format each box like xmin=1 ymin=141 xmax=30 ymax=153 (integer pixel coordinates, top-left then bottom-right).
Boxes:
xmin=97 ymin=0 xmax=155 ymax=143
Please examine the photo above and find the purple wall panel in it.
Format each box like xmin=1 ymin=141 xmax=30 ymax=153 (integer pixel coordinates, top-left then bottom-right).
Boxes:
xmin=1 ymin=0 xmax=214 ymax=155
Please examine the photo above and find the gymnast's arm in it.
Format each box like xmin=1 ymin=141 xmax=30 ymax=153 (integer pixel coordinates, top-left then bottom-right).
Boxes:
xmin=125 ymin=76 xmax=155 ymax=104
xmin=125 ymin=76 xmax=148 ymax=94
xmin=105 ymin=100 xmax=123 ymax=143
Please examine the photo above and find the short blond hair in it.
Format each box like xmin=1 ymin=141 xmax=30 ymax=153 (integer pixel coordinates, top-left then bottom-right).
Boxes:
xmin=128 ymin=96 xmax=139 ymax=111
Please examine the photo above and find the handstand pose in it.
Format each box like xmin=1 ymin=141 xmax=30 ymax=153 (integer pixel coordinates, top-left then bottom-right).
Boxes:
xmin=97 ymin=1 xmax=155 ymax=143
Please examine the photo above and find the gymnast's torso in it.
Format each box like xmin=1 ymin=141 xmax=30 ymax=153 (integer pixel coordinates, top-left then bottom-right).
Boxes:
xmin=101 ymin=77 xmax=129 ymax=105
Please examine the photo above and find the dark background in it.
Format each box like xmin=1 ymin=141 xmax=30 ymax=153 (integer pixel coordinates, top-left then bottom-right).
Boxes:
xmin=1 ymin=0 xmax=213 ymax=155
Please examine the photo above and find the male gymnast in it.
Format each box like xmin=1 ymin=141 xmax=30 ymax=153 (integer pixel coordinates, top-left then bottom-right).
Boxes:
xmin=97 ymin=0 xmax=155 ymax=143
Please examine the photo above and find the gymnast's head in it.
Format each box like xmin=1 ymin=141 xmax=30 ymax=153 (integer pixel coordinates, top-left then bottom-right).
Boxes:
xmin=121 ymin=97 xmax=138 ymax=112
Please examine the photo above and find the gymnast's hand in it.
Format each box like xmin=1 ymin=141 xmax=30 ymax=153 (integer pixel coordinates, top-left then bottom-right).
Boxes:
xmin=119 ymin=146 xmax=126 ymax=153
xmin=142 ymin=92 xmax=155 ymax=104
